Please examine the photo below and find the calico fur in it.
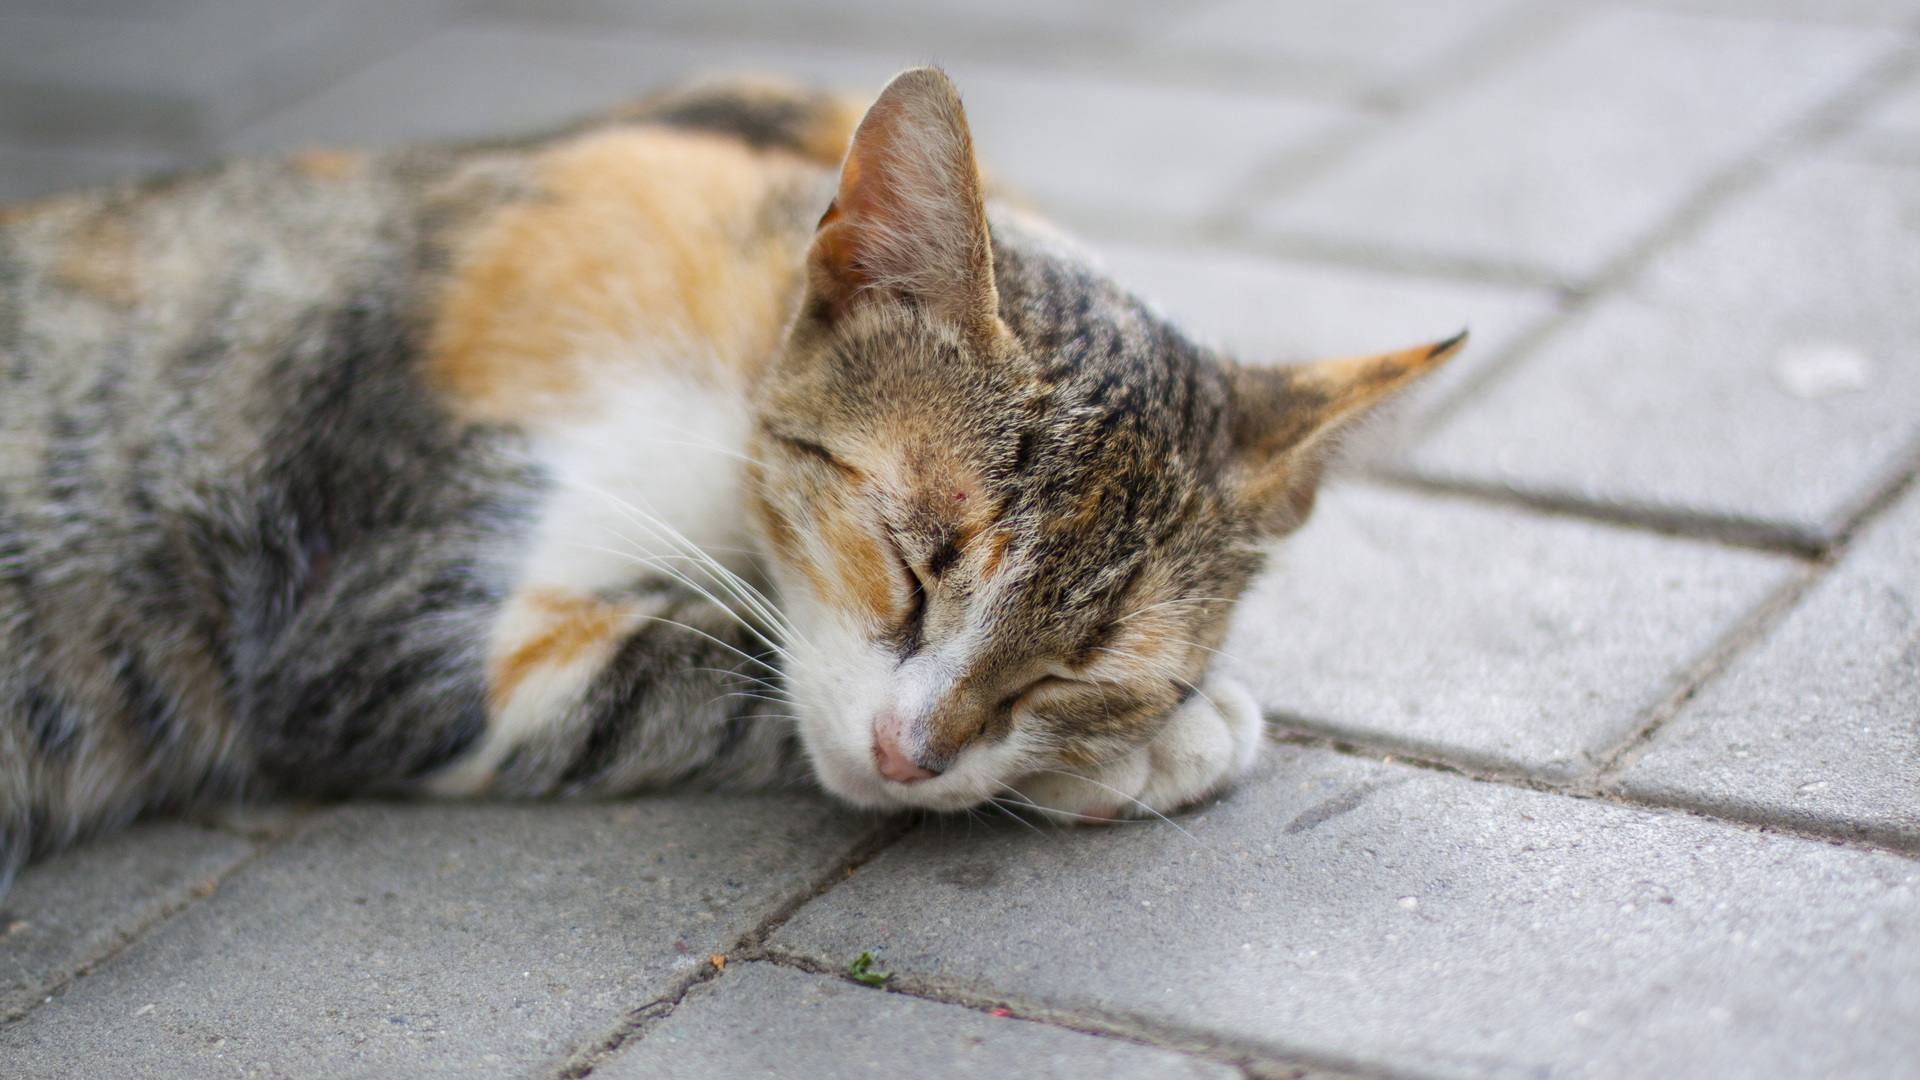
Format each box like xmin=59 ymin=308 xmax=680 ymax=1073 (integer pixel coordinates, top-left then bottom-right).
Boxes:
xmin=0 ymin=69 xmax=1458 ymax=887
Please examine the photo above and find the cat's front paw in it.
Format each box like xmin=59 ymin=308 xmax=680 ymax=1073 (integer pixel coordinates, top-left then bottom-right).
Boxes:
xmin=1008 ymin=677 xmax=1264 ymax=823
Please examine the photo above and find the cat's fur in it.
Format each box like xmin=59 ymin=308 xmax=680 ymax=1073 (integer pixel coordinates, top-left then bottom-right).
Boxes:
xmin=0 ymin=68 xmax=1458 ymax=885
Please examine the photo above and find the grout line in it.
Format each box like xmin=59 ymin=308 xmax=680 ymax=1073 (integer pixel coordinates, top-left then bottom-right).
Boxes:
xmin=1202 ymin=0 xmax=1596 ymax=230
xmin=1212 ymin=232 xmax=1580 ymax=292
xmin=1366 ymin=471 xmax=1830 ymax=557
xmin=0 ymin=807 xmax=319 ymax=1027
xmin=1397 ymin=35 xmax=1920 ymax=440
xmin=752 ymin=949 xmax=1420 ymax=1080
xmin=1604 ymin=790 xmax=1920 ymax=857
xmin=1266 ymin=726 xmax=1920 ymax=863
xmin=1585 ymin=558 xmax=1829 ymax=779
xmin=545 ymin=813 xmax=916 ymax=1080
xmin=711 ymin=957 xmax=1294 ymax=1080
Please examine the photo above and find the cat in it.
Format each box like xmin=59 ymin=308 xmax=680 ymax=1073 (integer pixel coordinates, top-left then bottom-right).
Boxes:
xmin=0 ymin=67 xmax=1460 ymax=886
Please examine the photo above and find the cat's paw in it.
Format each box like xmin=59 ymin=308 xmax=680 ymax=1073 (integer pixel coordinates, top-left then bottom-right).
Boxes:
xmin=1007 ymin=677 xmax=1264 ymax=823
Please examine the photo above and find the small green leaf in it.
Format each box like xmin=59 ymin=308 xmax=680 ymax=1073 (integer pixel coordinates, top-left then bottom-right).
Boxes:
xmin=847 ymin=950 xmax=892 ymax=987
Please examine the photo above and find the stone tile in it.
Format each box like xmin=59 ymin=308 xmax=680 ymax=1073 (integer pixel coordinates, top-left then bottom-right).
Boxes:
xmin=0 ymin=142 xmax=181 ymax=204
xmin=1616 ymin=480 xmax=1920 ymax=849
xmin=1218 ymin=483 xmax=1799 ymax=780
xmin=949 ymin=71 xmax=1355 ymax=236
xmin=1637 ymin=0 xmax=1920 ymax=26
xmin=772 ymin=746 xmax=1920 ymax=1080
xmin=471 ymin=0 xmax=1181 ymax=52
xmin=1091 ymin=241 xmax=1558 ymax=454
xmin=0 ymin=822 xmax=256 ymax=1023
xmin=0 ymin=0 xmax=456 ymax=150
xmin=231 ymin=23 xmax=1353 ymax=237
xmin=0 ymin=797 xmax=877 ymax=1080
xmin=1158 ymin=0 xmax=1527 ymax=95
xmin=224 ymin=24 xmax=903 ymax=151
xmin=1254 ymin=9 xmax=1901 ymax=284
xmin=1403 ymin=157 xmax=1920 ymax=547
xmin=1839 ymin=69 xmax=1920 ymax=163
xmin=597 ymin=961 xmax=1239 ymax=1079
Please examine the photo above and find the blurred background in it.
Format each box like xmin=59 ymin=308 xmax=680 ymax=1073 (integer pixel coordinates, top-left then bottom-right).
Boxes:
xmin=2 ymin=0 xmax=1916 ymax=518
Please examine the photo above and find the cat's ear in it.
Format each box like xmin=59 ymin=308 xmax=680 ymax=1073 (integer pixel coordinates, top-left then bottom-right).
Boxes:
xmin=1226 ymin=331 xmax=1467 ymax=534
xmin=806 ymin=67 xmax=999 ymax=338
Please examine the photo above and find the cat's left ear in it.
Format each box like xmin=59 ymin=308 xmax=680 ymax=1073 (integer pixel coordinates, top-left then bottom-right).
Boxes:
xmin=1226 ymin=331 xmax=1467 ymax=534
xmin=806 ymin=67 xmax=999 ymax=339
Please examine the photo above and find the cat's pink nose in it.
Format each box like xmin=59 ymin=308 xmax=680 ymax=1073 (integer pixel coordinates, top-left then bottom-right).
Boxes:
xmin=873 ymin=732 xmax=937 ymax=783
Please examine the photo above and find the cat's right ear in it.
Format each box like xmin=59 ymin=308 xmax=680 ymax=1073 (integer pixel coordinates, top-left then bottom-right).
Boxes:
xmin=1226 ymin=332 xmax=1467 ymax=535
xmin=805 ymin=67 xmax=999 ymax=340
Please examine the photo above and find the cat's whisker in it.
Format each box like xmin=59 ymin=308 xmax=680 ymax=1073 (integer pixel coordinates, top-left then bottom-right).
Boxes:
xmin=689 ymin=666 xmax=787 ymax=696
xmin=1110 ymin=597 xmax=1234 ymax=624
xmin=569 ymin=541 xmax=794 ymax=663
xmin=616 ymin=536 xmax=788 ymax=635
xmin=628 ymin=614 xmax=783 ymax=679
xmin=609 ymin=421 xmax=774 ymax=469
xmin=989 ymin=794 xmax=1155 ymax=828
xmin=572 ymin=485 xmax=799 ymax=642
xmin=1025 ymin=768 xmax=1212 ymax=851
xmin=979 ymin=794 xmax=1047 ymax=835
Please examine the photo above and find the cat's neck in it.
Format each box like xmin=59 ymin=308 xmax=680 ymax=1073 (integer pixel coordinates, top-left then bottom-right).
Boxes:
xmin=422 ymin=125 xmax=837 ymax=793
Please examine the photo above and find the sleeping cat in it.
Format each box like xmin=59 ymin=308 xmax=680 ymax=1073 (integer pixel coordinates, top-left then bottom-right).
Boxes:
xmin=0 ymin=68 xmax=1460 ymax=884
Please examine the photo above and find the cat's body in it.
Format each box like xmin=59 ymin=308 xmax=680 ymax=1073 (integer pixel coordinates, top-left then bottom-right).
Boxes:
xmin=0 ymin=71 xmax=1457 ymax=883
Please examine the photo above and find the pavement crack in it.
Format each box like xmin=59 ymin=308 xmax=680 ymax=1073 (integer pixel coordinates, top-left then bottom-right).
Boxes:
xmin=756 ymin=946 xmax=1419 ymax=1080
xmin=544 ymin=813 xmax=915 ymax=1079
xmin=0 ymin=809 xmax=315 ymax=1028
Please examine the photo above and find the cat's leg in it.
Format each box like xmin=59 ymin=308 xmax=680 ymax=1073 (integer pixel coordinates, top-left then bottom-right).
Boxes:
xmin=1007 ymin=676 xmax=1265 ymax=823
xmin=426 ymin=585 xmax=800 ymax=799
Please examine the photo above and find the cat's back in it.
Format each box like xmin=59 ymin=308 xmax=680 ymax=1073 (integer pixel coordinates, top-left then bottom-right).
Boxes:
xmin=0 ymin=80 xmax=858 ymax=868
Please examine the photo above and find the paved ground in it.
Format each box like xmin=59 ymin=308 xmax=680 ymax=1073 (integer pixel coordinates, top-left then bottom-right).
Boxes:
xmin=2 ymin=1 xmax=1918 ymax=1077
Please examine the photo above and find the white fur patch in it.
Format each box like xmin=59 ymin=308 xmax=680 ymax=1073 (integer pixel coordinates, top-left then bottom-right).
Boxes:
xmin=431 ymin=366 xmax=763 ymax=794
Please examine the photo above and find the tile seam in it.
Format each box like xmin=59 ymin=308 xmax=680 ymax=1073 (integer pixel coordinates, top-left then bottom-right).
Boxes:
xmin=1264 ymin=727 xmax=1920 ymax=864
xmin=752 ymin=947 xmax=1426 ymax=1080
xmin=543 ymin=813 xmax=914 ymax=1080
xmin=0 ymin=809 xmax=319 ymax=1028
xmin=1396 ymin=35 xmax=1920 ymax=442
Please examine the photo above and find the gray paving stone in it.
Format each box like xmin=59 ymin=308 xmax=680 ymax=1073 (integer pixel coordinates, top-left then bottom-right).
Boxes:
xmin=951 ymin=72 xmax=1354 ymax=236
xmin=1092 ymin=241 xmax=1558 ymax=456
xmin=471 ymin=0 xmax=1181 ymax=52
xmin=1638 ymin=0 xmax=1920 ymax=25
xmin=0 ymin=142 xmax=181 ymax=204
xmin=230 ymin=23 xmax=1353 ymax=238
xmin=1158 ymin=0 xmax=1527 ymax=95
xmin=1841 ymin=69 xmax=1920 ymax=162
xmin=1403 ymin=157 xmax=1920 ymax=547
xmin=1253 ymin=9 xmax=1901 ymax=284
xmin=771 ymin=745 xmax=1920 ymax=1080
xmin=0 ymin=822 xmax=255 ymax=1023
xmin=0 ymin=0 xmax=456 ymax=150
xmin=1616 ymin=480 xmax=1920 ymax=850
xmin=1218 ymin=483 xmax=1799 ymax=780
xmin=224 ymin=24 xmax=903 ymax=151
xmin=0 ymin=797 xmax=876 ymax=1080
xmin=596 ymin=961 xmax=1239 ymax=1080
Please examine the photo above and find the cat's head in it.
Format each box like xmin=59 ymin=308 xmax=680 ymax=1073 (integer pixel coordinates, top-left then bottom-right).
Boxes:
xmin=745 ymin=68 xmax=1459 ymax=815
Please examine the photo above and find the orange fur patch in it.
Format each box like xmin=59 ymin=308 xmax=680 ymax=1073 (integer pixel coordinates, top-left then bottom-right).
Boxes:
xmin=795 ymin=95 xmax=866 ymax=166
xmin=427 ymin=127 xmax=827 ymax=424
xmin=489 ymin=589 xmax=637 ymax=711
xmin=979 ymin=530 xmax=1014 ymax=579
xmin=54 ymin=213 xmax=140 ymax=308
xmin=291 ymin=147 xmax=363 ymax=180
xmin=822 ymin=505 xmax=894 ymax=625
